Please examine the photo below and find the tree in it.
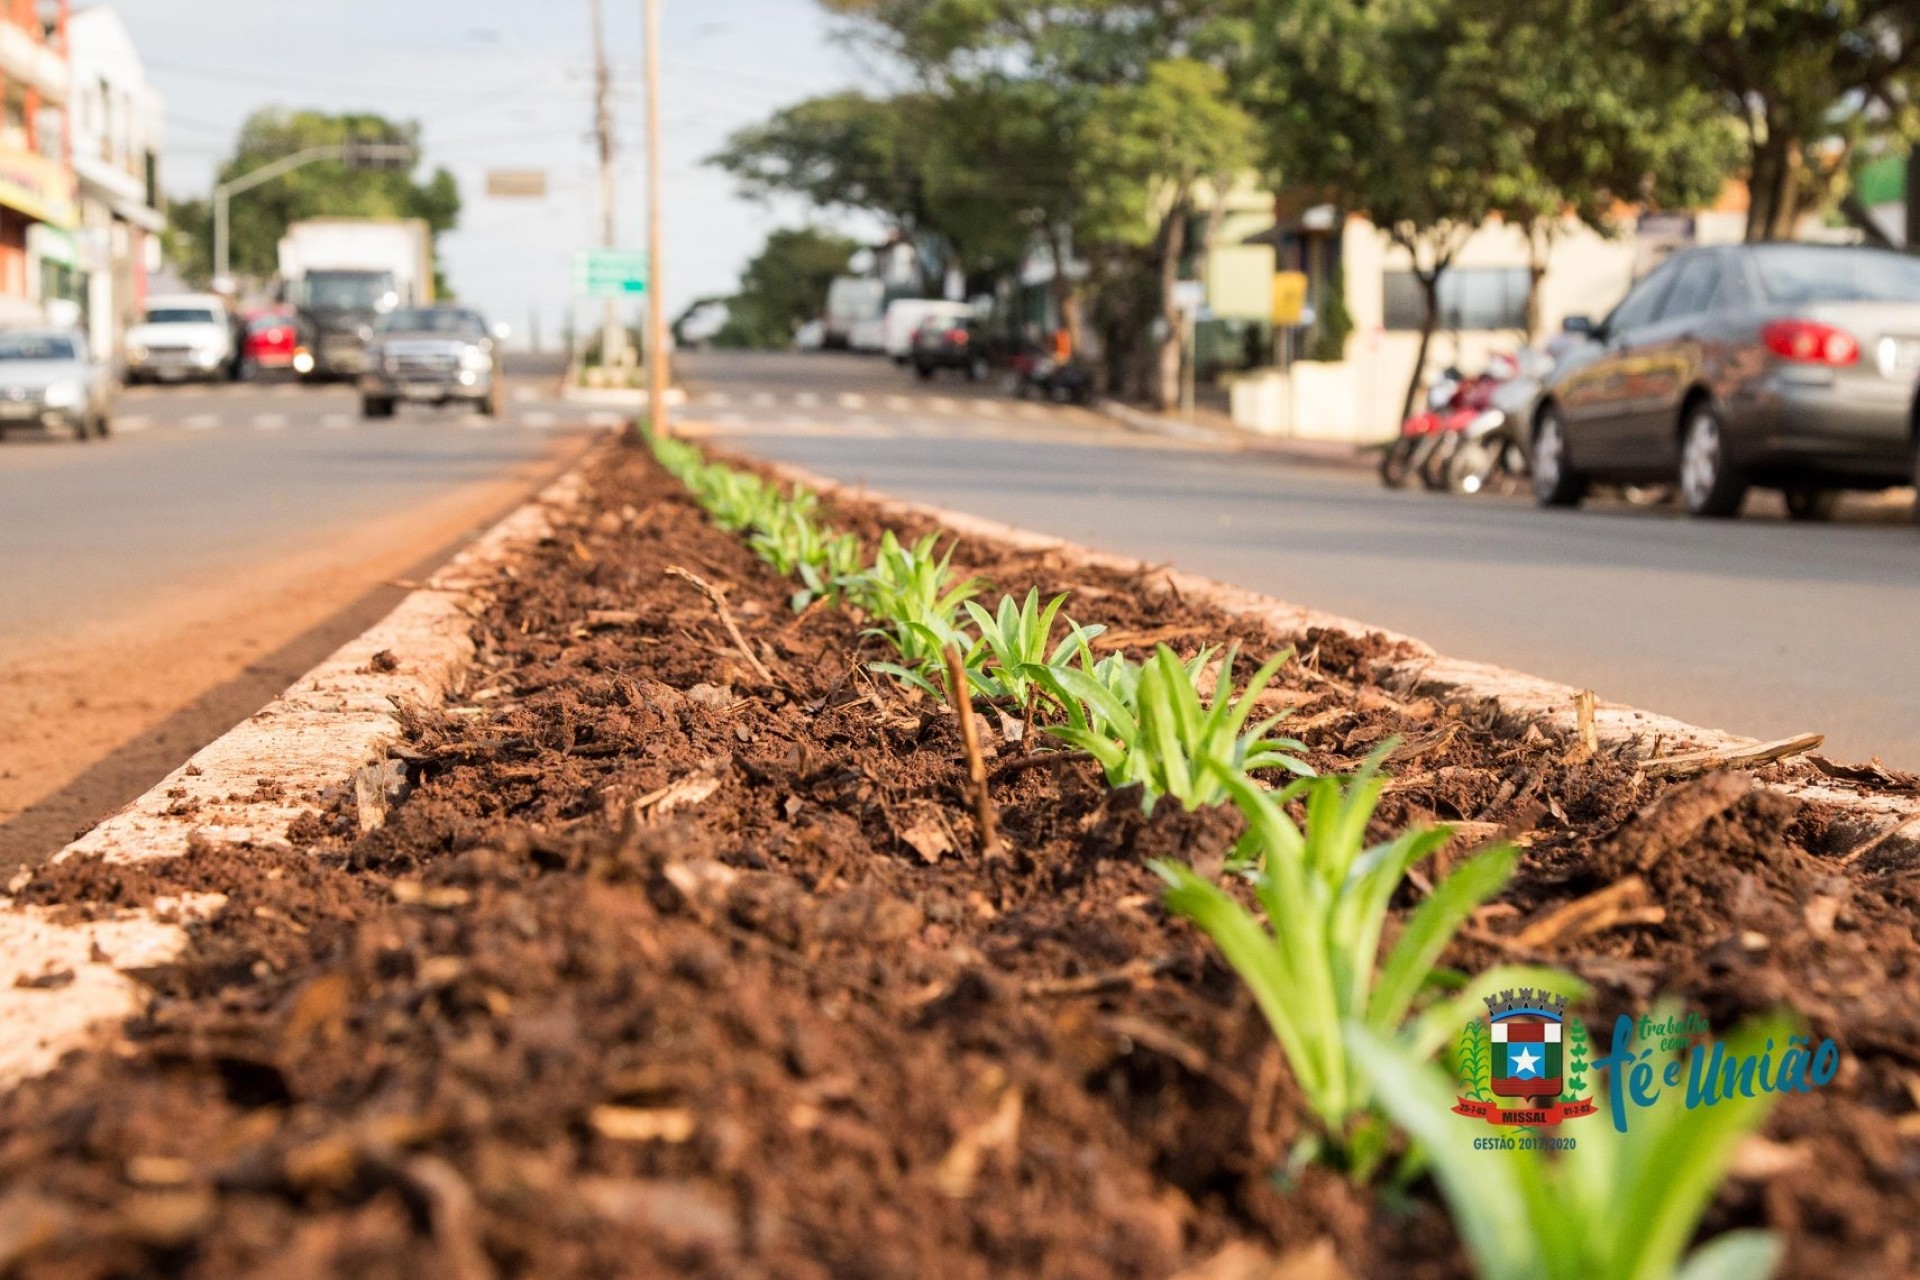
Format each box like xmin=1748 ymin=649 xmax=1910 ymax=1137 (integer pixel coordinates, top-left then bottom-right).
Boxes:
xmin=165 ymin=109 xmax=461 ymax=291
xmin=1618 ymin=1 xmax=1920 ymax=241
xmin=714 ymin=226 xmax=859 ymax=349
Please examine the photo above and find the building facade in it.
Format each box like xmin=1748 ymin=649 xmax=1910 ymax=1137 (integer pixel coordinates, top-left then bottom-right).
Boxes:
xmin=0 ymin=0 xmax=76 ymax=326
xmin=67 ymin=5 xmax=161 ymax=357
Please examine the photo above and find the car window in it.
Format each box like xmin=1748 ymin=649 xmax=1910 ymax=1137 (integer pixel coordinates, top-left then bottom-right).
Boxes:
xmin=145 ymin=307 xmax=220 ymax=325
xmin=0 ymin=334 xmax=75 ymax=360
xmin=1752 ymin=245 xmax=1920 ymax=303
xmin=375 ymin=309 xmax=484 ymax=336
xmin=1656 ymin=255 xmax=1722 ymax=321
xmin=1604 ymin=263 xmax=1678 ymax=335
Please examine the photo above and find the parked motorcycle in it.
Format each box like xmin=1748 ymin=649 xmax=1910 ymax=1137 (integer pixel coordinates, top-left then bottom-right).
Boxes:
xmin=1380 ymin=367 xmax=1475 ymax=491
xmin=1444 ymin=350 xmax=1553 ymax=494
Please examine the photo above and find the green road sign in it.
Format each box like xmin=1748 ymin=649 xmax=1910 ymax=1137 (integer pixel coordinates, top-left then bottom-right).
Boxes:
xmin=573 ymin=249 xmax=649 ymax=297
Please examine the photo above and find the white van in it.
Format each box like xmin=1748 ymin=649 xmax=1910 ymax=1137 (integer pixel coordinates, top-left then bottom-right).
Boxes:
xmin=882 ymin=299 xmax=977 ymax=364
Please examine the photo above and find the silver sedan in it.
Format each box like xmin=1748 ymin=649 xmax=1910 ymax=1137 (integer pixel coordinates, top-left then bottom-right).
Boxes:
xmin=0 ymin=329 xmax=114 ymax=442
xmin=1533 ymin=243 xmax=1920 ymax=519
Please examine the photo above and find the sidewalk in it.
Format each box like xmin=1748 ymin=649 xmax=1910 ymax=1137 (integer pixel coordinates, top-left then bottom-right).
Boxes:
xmin=1094 ymin=397 xmax=1377 ymax=470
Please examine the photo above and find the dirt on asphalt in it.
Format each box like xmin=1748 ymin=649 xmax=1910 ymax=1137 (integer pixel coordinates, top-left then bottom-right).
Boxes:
xmin=0 ymin=443 xmax=1916 ymax=1278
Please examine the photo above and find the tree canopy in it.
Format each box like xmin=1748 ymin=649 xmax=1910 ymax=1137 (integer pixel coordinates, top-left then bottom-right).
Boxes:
xmin=714 ymin=227 xmax=859 ymax=349
xmin=166 ymin=109 xmax=461 ymax=293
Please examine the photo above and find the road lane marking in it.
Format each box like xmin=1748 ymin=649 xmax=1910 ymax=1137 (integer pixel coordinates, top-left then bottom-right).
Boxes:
xmin=750 ymin=391 xmax=776 ymax=407
xmin=320 ymin=414 xmax=354 ymax=429
xmin=185 ymin=413 xmax=220 ymax=430
xmin=794 ymin=391 xmax=820 ymax=408
xmin=927 ymin=396 xmax=956 ymax=413
xmin=836 ymin=392 xmax=865 ymax=409
xmin=522 ymin=410 xmax=557 ymax=428
xmin=511 ymin=385 xmax=537 ymax=402
xmin=703 ymin=391 xmax=731 ymax=406
xmin=973 ymin=400 xmax=1002 ymax=418
xmin=115 ymin=414 xmax=151 ymax=433
xmin=885 ymin=395 xmax=912 ymax=411
xmin=253 ymin=414 xmax=288 ymax=430
xmin=586 ymin=411 xmax=625 ymax=427
xmin=462 ymin=416 xmax=492 ymax=429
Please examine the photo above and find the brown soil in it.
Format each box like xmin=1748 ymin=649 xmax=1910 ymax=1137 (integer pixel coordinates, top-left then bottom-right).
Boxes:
xmin=1 ymin=442 xmax=1916 ymax=1278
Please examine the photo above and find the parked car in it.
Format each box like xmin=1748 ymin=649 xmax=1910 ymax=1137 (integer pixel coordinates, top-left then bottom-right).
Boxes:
xmin=241 ymin=308 xmax=299 ymax=379
xmin=911 ymin=317 xmax=992 ymax=381
xmin=0 ymin=329 xmax=113 ymax=441
xmin=358 ymin=305 xmax=507 ymax=418
xmin=883 ymin=299 xmax=976 ymax=364
xmin=1532 ymin=242 xmax=1920 ymax=518
xmin=124 ymin=293 xmax=237 ymax=383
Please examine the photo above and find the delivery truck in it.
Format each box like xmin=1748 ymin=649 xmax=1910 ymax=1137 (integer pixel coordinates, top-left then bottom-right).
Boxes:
xmin=278 ymin=217 xmax=433 ymax=380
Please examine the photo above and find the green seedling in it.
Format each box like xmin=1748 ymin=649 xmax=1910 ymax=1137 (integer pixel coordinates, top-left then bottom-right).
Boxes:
xmin=846 ymin=530 xmax=983 ymax=700
xmin=961 ymin=588 xmax=1104 ymax=710
xmin=746 ymin=501 xmax=864 ymax=610
xmin=1027 ymin=643 xmax=1311 ymax=811
xmin=1348 ymin=1009 xmax=1787 ymax=1280
xmin=1155 ymin=759 xmax=1564 ymax=1168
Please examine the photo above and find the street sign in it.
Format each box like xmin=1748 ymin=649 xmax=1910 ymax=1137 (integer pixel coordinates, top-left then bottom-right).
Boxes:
xmin=1271 ymin=271 xmax=1308 ymax=326
xmin=487 ymin=169 xmax=548 ymax=198
xmin=573 ymin=248 xmax=649 ymax=297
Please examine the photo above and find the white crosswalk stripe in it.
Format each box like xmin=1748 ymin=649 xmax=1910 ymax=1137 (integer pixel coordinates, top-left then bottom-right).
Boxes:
xmin=115 ymin=414 xmax=151 ymax=433
xmin=836 ymin=392 xmax=865 ymax=409
xmin=751 ymin=391 xmax=776 ymax=407
xmin=320 ymin=414 xmax=354 ymax=430
xmin=794 ymin=391 xmax=820 ymax=408
xmin=185 ymin=413 xmax=220 ymax=430
xmin=974 ymin=400 xmax=1002 ymax=417
xmin=522 ymin=410 xmax=557 ymax=428
xmin=927 ymin=396 xmax=956 ymax=413
xmin=703 ymin=390 xmax=731 ymax=406
xmin=586 ymin=411 xmax=626 ymax=427
xmin=253 ymin=413 xmax=288 ymax=430
xmin=885 ymin=395 xmax=912 ymax=411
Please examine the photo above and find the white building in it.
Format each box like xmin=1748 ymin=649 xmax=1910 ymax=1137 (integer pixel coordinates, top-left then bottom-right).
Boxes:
xmin=66 ymin=5 xmax=162 ymax=356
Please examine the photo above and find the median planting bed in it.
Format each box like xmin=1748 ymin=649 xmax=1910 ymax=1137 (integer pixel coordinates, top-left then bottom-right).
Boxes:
xmin=1 ymin=438 xmax=1916 ymax=1278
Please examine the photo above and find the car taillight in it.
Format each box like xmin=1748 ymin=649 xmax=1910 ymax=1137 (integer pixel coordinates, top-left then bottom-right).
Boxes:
xmin=946 ymin=327 xmax=968 ymax=345
xmin=1762 ymin=319 xmax=1859 ymax=365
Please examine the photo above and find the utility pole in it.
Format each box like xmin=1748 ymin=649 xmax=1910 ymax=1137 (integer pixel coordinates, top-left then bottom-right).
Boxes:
xmin=643 ymin=0 xmax=669 ymax=430
xmin=590 ymin=0 xmax=627 ymax=368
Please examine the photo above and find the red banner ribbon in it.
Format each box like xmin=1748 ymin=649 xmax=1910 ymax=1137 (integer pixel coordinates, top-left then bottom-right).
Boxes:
xmin=1452 ymin=1097 xmax=1597 ymax=1127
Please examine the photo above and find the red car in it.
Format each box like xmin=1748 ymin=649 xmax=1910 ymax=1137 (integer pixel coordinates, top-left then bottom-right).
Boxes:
xmin=240 ymin=308 xmax=297 ymax=378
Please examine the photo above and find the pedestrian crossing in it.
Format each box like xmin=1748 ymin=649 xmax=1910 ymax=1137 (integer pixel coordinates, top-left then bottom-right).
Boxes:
xmin=689 ymin=387 xmax=1060 ymax=421
xmin=111 ymin=405 xmax=597 ymax=436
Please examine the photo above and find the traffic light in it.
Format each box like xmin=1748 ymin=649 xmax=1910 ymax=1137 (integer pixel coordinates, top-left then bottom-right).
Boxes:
xmin=341 ymin=139 xmax=417 ymax=172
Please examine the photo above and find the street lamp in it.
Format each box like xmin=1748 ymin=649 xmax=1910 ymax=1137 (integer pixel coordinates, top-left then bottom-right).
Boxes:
xmin=212 ymin=142 xmax=417 ymax=293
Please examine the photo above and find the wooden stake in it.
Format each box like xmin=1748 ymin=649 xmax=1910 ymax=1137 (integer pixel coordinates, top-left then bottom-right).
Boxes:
xmin=943 ymin=645 xmax=999 ymax=856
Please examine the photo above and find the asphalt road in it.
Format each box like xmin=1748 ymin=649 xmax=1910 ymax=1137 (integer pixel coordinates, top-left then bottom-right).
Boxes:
xmin=680 ymin=351 xmax=1920 ymax=769
xmin=0 ymin=353 xmax=607 ymax=649
xmin=0 ymin=352 xmax=605 ymax=867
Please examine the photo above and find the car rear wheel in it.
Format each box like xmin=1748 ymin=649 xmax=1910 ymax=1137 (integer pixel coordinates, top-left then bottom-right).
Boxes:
xmin=914 ymin=363 xmax=935 ymax=381
xmin=362 ymin=396 xmax=395 ymax=419
xmin=1531 ymin=407 xmax=1587 ymax=507
xmin=1679 ymin=404 xmax=1746 ymax=518
xmin=967 ymin=355 xmax=989 ymax=382
xmin=1783 ymin=485 xmax=1839 ymax=522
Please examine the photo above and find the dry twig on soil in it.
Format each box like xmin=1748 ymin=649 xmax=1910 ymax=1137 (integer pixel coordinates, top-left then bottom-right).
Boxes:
xmin=1640 ymin=731 xmax=1823 ymax=779
xmin=665 ymin=564 xmax=778 ymax=687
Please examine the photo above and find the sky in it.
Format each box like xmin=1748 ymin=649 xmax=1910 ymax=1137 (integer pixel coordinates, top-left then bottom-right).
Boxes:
xmin=112 ymin=0 xmax=880 ymax=345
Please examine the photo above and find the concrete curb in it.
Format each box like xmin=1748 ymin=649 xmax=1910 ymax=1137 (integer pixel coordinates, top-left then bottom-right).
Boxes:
xmin=763 ymin=456 xmax=1920 ymax=860
xmin=0 ymin=466 xmax=587 ymax=1091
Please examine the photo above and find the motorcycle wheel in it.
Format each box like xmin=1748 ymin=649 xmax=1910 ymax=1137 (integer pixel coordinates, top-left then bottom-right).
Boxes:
xmin=1420 ymin=432 xmax=1460 ymax=491
xmin=1447 ymin=439 xmax=1498 ymax=495
xmin=1379 ymin=437 xmax=1419 ymax=489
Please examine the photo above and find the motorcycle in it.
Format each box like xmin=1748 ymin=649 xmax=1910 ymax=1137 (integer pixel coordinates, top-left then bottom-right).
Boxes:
xmin=1443 ymin=351 xmax=1553 ymax=494
xmin=1381 ymin=367 xmax=1477 ymax=490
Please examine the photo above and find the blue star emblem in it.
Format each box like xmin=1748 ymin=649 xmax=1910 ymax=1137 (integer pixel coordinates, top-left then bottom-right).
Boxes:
xmin=1509 ymin=1046 xmax=1543 ymax=1078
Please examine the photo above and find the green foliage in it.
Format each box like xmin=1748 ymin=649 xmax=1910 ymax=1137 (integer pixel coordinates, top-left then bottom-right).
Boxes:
xmin=960 ymin=589 xmax=1103 ymax=710
xmin=1454 ymin=1018 xmax=1493 ymax=1104
xmin=716 ymin=227 xmax=861 ymax=349
xmin=1154 ymin=758 xmax=1562 ymax=1158
xmin=165 ymin=109 xmax=460 ymax=288
xmin=1561 ymin=1017 xmax=1592 ymax=1104
xmin=845 ymin=531 xmax=984 ymax=699
xmin=1350 ymin=1009 xmax=1789 ymax=1280
xmin=749 ymin=501 xmax=864 ymax=611
xmin=1027 ymin=644 xmax=1311 ymax=812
